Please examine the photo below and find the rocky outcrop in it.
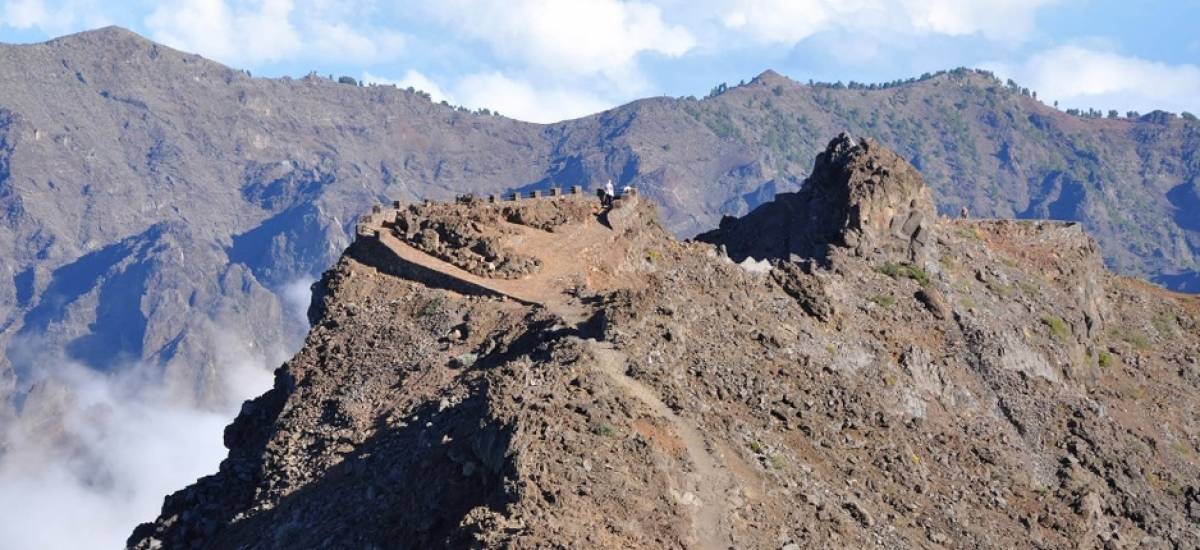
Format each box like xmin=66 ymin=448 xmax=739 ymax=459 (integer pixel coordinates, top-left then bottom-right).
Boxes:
xmin=132 ymin=140 xmax=1200 ymax=550
xmin=698 ymin=134 xmax=936 ymax=265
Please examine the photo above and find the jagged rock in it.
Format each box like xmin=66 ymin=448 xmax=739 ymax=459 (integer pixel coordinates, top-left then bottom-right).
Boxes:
xmin=915 ymin=287 xmax=948 ymax=319
xmin=771 ymin=261 xmax=836 ymax=321
xmin=698 ymin=133 xmax=936 ymax=265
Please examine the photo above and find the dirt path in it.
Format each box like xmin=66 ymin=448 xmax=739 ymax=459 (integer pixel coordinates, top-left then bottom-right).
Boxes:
xmin=372 ymin=206 xmax=638 ymax=325
xmin=587 ymin=341 xmax=734 ymax=550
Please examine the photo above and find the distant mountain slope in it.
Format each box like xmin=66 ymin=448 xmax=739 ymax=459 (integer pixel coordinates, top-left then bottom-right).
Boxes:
xmin=1 ymin=27 xmax=1197 ymax=413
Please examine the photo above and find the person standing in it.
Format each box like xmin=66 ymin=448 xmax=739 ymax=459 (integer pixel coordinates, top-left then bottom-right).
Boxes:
xmin=603 ymin=180 xmax=615 ymax=207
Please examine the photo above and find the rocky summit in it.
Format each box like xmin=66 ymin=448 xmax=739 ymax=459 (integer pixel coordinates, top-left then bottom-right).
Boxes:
xmin=131 ymin=138 xmax=1200 ymax=549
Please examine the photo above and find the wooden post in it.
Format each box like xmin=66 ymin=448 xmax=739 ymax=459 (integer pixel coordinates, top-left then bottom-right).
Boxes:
xmin=571 ymin=185 xmax=582 ymax=195
xmin=531 ymin=190 xmax=542 ymax=199
xmin=550 ymin=187 xmax=561 ymax=196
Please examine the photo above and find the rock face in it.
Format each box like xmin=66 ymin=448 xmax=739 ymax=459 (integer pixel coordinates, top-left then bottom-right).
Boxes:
xmin=3 ymin=28 xmax=1200 ymax=450
xmin=698 ymin=134 xmax=936 ymax=264
xmin=132 ymin=141 xmax=1200 ymax=550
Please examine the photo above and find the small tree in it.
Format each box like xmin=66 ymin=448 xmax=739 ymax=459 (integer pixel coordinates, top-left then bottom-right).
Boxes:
xmin=1107 ymin=110 xmax=1119 ymax=119
xmin=1182 ymin=111 xmax=1197 ymax=122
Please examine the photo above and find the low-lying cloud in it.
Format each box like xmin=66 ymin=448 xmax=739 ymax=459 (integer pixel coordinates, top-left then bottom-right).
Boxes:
xmin=0 ymin=324 xmax=286 ymax=549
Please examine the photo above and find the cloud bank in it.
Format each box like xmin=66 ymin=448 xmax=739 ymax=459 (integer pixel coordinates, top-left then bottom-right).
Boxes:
xmin=143 ymin=0 xmax=406 ymax=66
xmin=989 ymin=45 xmax=1200 ymax=115
xmin=0 ymin=324 xmax=283 ymax=549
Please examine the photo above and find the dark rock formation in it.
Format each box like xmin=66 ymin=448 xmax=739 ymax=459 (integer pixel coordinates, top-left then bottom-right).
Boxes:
xmin=698 ymin=134 xmax=936 ymax=265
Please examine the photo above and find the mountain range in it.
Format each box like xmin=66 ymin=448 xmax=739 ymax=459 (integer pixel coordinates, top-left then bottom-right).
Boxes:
xmin=1 ymin=26 xmax=1198 ymax=418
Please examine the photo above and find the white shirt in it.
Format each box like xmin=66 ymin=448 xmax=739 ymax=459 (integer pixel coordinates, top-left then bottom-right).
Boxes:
xmin=604 ymin=182 xmax=614 ymax=196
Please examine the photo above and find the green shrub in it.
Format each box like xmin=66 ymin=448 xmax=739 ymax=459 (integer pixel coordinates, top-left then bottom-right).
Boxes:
xmin=1122 ymin=332 xmax=1151 ymax=350
xmin=1098 ymin=350 xmax=1113 ymax=368
xmin=1040 ymin=314 xmax=1070 ymax=339
xmin=419 ymin=296 xmax=444 ymax=317
xmin=876 ymin=262 xmax=903 ymax=278
xmin=876 ymin=262 xmax=930 ymax=287
xmin=869 ymin=294 xmax=896 ymax=308
xmin=1152 ymin=312 xmax=1177 ymax=337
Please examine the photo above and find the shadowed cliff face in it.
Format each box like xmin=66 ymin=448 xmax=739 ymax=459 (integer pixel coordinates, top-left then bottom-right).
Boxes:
xmin=131 ymin=140 xmax=1200 ymax=549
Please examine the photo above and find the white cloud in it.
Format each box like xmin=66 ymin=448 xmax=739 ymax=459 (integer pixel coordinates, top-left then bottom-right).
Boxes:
xmin=454 ymin=71 xmax=612 ymax=123
xmin=146 ymin=0 xmax=301 ymax=64
xmin=279 ymin=275 xmax=317 ymax=326
xmin=363 ymin=69 xmax=454 ymax=104
xmin=307 ymin=20 xmax=407 ymax=65
xmin=720 ymin=0 xmax=1057 ymax=46
xmin=722 ymin=0 xmax=862 ymax=45
xmin=144 ymin=0 xmax=406 ymax=67
xmin=1 ymin=0 xmax=108 ymax=35
xmin=2 ymin=0 xmax=47 ymax=27
xmin=422 ymin=0 xmax=695 ymax=81
xmin=901 ymin=0 xmax=1055 ymax=42
xmin=990 ymin=45 xmax=1200 ymax=114
xmin=0 ymin=322 xmax=285 ymax=550
xmin=362 ymin=69 xmax=612 ymax=123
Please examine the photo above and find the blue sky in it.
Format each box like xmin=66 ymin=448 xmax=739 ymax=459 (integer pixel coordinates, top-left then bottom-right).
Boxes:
xmin=1 ymin=0 xmax=1198 ymax=123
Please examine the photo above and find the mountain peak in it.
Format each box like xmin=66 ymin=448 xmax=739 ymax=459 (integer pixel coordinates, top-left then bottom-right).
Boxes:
xmin=752 ymin=69 xmax=787 ymax=84
xmin=48 ymin=25 xmax=151 ymax=46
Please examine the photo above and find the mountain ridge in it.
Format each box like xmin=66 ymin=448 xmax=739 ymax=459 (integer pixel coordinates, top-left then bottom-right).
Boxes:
xmin=129 ymin=137 xmax=1200 ymax=549
xmin=1 ymin=26 xmax=1197 ymax=435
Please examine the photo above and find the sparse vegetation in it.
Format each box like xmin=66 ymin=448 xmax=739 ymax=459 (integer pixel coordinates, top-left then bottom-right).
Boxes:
xmin=876 ymin=262 xmax=930 ymax=287
xmin=1098 ymin=350 xmax=1114 ymax=368
xmin=592 ymin=424 xmax=615 ymax=437
xmin=1040 ymin=314 xmax=1070 ymax=339
xmin=1152 ymin=312 xmax=1178 ymax=337
xmin=869 ymin=294 xmax=896 ymax=308
xmin=419 ymin=296 xmax=444 ymax=317
xmin=1121 ymin=331 xmax=1151 ymax=350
